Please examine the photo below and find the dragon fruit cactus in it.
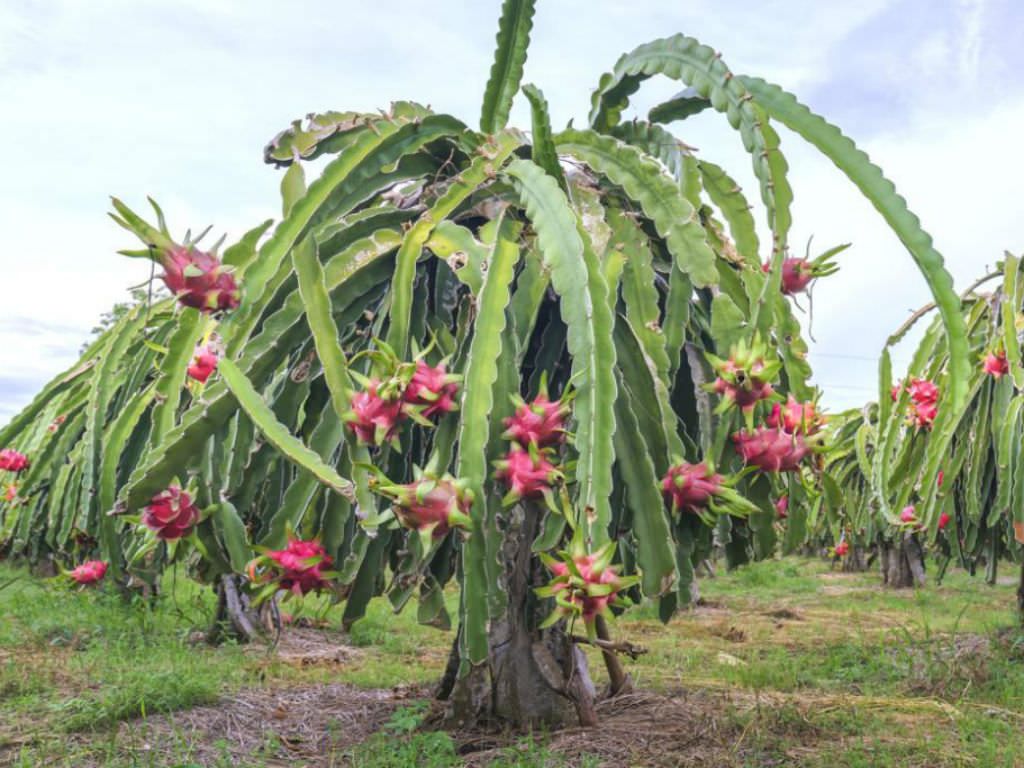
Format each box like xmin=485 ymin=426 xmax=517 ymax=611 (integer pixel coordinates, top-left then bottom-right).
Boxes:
xmin=536 ymin=540 xmax=638 ymax=635
xmin=143 ymin=485 xmax=200 ymax=541
xmin=733 ymin=428 xmax=811 ymax=472
xmin=706 ymin=337 xmax=781 ymax=419
xmin=0 ymin=449 xmax=29 ymax=473
xmin=502 ymin=384 xmax=571 ymax=449
xmin=47 ymin=414 xmax=67 ymax=434
xmin=762 ymin=243 xmax=844 ymax=296
xmin=984 ymin=350 xmax=1009 ymax=379
xmin=68 ymin=560 xmax=108 ymax=586
xmin=766 ymin=396 xmax=825 ymax=435
xmin=370 ymin=469 xmax=473 ymax=542
xmin=402 ymin=359 xmax=460 ymax=420
xmin=187 ymin=345 xmax=219 ymax=383
xmin=494 ymin=447 xmax=562 ymax=506
xmin=344 ymin=379 xmax=406 ymax=446
xmin=262 ymin=538 xmax=334 ymax=596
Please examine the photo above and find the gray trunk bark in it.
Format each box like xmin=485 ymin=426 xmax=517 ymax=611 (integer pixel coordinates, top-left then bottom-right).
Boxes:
xmin=880 ymin=534 xmax=926 ymax=588
xmin=445 ymin=503 xmax=597 ymax=729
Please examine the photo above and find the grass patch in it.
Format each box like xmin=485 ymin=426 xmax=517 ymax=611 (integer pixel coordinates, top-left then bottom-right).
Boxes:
xmin=2 ymin=556 xmax=1023 ymax=766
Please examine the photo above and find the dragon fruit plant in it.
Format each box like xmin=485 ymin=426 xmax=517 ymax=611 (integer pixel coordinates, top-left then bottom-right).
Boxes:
xmin=824 ymin=257 xmax=1024 ymax=596
xmin=0 ymin=0 xmax=973 ymax=730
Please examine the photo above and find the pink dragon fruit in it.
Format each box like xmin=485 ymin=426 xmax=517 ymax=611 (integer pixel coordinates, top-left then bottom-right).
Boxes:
xmin=938 ymin=512 xmax=951 ymax=531
xmin=187 ymin=345 xmax=219 ymax=383
xmin=401 ymin=360 xmax=460 ymax=420
xmin=502 ymin=392 xmax=570 ymax=449
xmin=706 ymin=337 xmax=780 ymax=415
xmin=661 ymin=462 xmax=723 ymax=514
xmin=733 ymin=428 xmax=810 ymax=472
xmin=538 ymin=542 xmax=636 ymax=629
xmin=69 ymin=560 xmax=108 ymax=585
xmin=775 ymin=495 xmax=789 ymax=519
xmin=494 ymin=448 xmax=561 ymax=502
xmin=984 ymin=351 xmax=1009 ymax=379
xmin=265 ymin=538 xmax=333 ymax=596
xmin=158 ymin=244 xmax=240 ymax=313
xmin=143 ymin=485 xmax=200 ymax=541
xmin=909 ymin=401 xmax=938 ymax=430
xmin=834 ymin=540 xmax=849 ymax=557
xmin=371 ymin=472 xmax=473 ymax=539
xmin=344 ymin=380 xmax=406 ymax=446
xmin=907 ymin=378 xmax=939 ymax=406
xmin=762 ymin=244 xmax=842 ymax=296
xmin=891 ymin=381 xmax=903 ymax=402
xmin=899 ymin=505 xmax=917 ymax=524
xmin=937 ymin=471 xmax=944 ymax=488
xmin=0 ymin=449 xmax=29 ymax=473
xmin=766 ymin=396 xmax=824 ymax=436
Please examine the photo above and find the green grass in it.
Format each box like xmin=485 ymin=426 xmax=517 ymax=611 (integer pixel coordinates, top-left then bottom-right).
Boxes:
xmin=2 ymin=557 xmax=1023 ymax=766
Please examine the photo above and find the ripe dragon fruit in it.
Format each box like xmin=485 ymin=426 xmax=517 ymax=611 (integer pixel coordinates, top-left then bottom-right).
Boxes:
xmin=264 ymin=538 xmax=333 ymax=596
xmin=762 ymin=244 xmax=843 ymax=296
xmin=834 ymin=540 xmax=849 ymax=557
xmin=401 ymin=360 xmax=460 ymax=420
xmin=984 ymin=351 xmax=1009 ymax=379
xmin=661 ymin=462 xmax=723 ymax=514
xmin=370 ymin=471 xmax=473 ymax=540
xmin=536 ymin=541 xmax=638 ymax=632
xmin=344 ymin=380 xmax=406 ymax=446
xmin=706 ymin=337 xmax=781 ymax=415
xmin=938 ymin=512 xmax=951 ymax=531
xmin=0 ymin=449 xmax=29 ymax=473
xmin=158 ymin=244 xmax=240 ymax=313
xmin=909 ymin=400 xmax=938 ymax=430
xmin=494 ymin=448 xmax=561 ymax=503
xmin=733 ymin=428 xmax=810 ymax=472
xmin=766 ymin=396 xmax=824 ymax=436
xmin=899 ymin=505 xmax=917 ymax=524
xmin=69 ymin=560 xmax=108 ymax=585
xmin=907 ymin=378 xmax=939 ymax=406
xmin=775 ymin=495 xmax=789 ymax=519
xmin=502 ymin=391 xmax=571 ymax=449
xmin=899 ymin=377 xmax=939 ymax=430
xmin=187 ymin=345 xmax=219 ymax=383
xmin=143 ymin=485 xmax=200 ymax=541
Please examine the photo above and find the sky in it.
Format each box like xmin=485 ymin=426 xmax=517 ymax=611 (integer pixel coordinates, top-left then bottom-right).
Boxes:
xmin=0 ymin=0 xmax=1021 ymax=423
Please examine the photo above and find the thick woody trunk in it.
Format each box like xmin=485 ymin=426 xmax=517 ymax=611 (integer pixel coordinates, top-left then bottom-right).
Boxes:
xmin=841 ymin=544 xmax=871 ymax=572
xmin=880 ymin=533 xmax=926 ymax=588
xmin=208 ymin=574 xmax=280 ymax=644
xmin=443 ymin=504 xmax=597 ymax=729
